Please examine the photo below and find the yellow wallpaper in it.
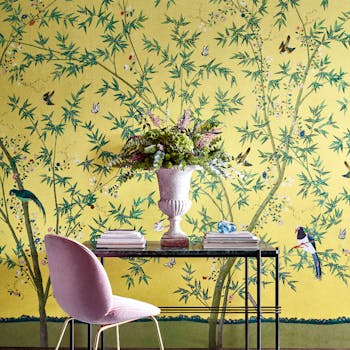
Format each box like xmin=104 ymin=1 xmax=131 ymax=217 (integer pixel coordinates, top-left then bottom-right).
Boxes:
xmin=1 ymin=0 xmax=350 ymax=347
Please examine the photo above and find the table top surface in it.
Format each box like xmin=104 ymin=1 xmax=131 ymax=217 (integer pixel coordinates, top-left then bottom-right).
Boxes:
xmin=88 ymin=241 xmax=279 ymax=258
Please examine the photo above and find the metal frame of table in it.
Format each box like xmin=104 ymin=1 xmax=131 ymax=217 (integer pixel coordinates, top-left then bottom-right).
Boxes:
xmin=81 ymin=241 xmax=280 ymax=350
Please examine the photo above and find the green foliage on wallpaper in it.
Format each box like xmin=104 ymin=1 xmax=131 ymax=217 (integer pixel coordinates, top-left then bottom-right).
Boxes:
xmin=1 ymin=0 xmax=350 ymax=348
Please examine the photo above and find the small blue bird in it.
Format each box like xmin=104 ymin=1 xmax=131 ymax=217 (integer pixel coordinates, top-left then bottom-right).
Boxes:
xmin=295 ymin=226 xmax=321 ymax=279
xmin=10 ymin=188 xmax=46 ymax=221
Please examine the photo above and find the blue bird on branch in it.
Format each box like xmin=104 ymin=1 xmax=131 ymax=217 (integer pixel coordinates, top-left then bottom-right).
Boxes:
xmin=294 ymin=226 xmax=322 ymax=279
xmin=10 ymin=188 xmax=46 ymax=222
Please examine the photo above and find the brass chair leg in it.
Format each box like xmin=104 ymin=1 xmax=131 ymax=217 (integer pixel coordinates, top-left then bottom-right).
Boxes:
xmin=116 ymin=324 xmax=120 ymax=350
xmin=93 ymin=317 xmax=164 ymax=350
xmin=55 ymin=317 xmax=74 ymax=350
xmin=151 ymin=316 xmax=164 ymax=350
xmin=93 ymin=326 xmax=103 ymax=350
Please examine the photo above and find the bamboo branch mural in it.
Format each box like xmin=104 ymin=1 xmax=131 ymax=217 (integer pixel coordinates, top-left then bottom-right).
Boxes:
xmin=1 ymin=0 xmax=350 ymax=348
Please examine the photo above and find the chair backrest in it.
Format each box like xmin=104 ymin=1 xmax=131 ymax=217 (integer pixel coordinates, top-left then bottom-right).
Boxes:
xmin=45 ymin=234 xmax=113 ymax=323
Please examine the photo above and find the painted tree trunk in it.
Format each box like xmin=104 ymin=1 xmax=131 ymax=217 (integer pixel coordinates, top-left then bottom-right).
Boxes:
xmin=0 ymin=139 xmax=49 ymax=347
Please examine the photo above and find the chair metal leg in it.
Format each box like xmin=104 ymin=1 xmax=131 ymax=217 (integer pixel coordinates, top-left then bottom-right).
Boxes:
xmin=150 ymin=316 xmax=164 ymax=350
xmin=55 ymin=317 xmax=73 ymax=350
xmin=115 ymin=324 xmax=120 ymax=350
xmin=93 ymin=317 xmax=164 ymax=350
xmin=93 ymin=324 xmax=119 ymax=350
xmin=93 ymin=326 xmax=104 ymax=350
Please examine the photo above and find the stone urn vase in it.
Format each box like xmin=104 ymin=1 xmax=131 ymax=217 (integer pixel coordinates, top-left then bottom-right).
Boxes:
xmin=156 ymin=166 xmax=197 ymax=248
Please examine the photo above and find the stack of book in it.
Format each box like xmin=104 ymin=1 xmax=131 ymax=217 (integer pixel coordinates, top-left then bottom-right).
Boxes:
xmin=203 ymin=231 xmax=259 ymax=249
xmin=96 ymin=229 xmax=146 ymax=249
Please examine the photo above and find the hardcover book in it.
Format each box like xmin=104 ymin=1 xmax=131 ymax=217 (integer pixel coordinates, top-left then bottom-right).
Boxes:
xmin=96 ymin=229 xmax=145 ymax=249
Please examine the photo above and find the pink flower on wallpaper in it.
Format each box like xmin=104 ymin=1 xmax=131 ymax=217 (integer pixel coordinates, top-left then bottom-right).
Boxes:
xmin=177 ymin=109 xmax=191 ymax=130
xmin=196 ymin=132 xmax=218 ymax=149
xmin=147 ymin=110 xmax=161 ymax=127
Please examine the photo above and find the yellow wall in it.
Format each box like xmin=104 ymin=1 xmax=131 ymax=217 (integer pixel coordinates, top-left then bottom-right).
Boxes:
xmin=1 ymin=0 xmax=350 ymax=346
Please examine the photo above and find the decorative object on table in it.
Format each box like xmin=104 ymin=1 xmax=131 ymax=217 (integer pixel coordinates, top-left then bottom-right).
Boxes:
xmin=110 ymin=108 xmax=233 ymax=247
xmin=217 ymin=220 xmax=237 ymax=233
xmin=96 ymin=229 xmax=146 ymax=249
xmin=203 ymin=230 xmax=259 ymax=249
xmin=156 ymin=166 xmax=197 ymax=247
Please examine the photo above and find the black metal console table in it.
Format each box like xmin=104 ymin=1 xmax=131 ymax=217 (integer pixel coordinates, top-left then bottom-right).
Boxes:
xmin=87 ymin=241 xmax=280 ymax=350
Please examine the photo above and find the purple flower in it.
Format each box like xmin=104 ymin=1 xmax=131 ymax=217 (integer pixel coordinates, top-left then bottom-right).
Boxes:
xmin=128 ymin=153 xmax=146 ymax=162
xmin=147 ymin=110 xmax=161 ymax=128
xmin=196 ymin=132 xmax=217 ymax=149
xmin=177 ymin=109 xmax=191 ymax=130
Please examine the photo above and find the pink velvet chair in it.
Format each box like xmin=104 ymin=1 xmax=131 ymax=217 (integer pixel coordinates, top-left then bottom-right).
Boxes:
xmin=45 ymin=234 xmax=164 ymax=350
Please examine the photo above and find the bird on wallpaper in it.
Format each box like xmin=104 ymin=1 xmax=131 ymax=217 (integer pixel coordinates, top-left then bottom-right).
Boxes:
xmin=342 ymin=248 xmax=350 ymax=255
xmin=279 ymin=35 xmax=295 ymax=54
xmin=164 ymin=257 xmax=176 ymax=268
xmin=91 ymin=102 xmax=100 ymax=114
xmin=294 ymin=226 xmax=321 ymax=279
xmin=9 ymin=188 xmax=46 ymax=222
xmin=342 ymin=161 xmax=350 ymax=178
xmin=201 ymin=45 xmax=209 ymax=56
xmin=339 ymin=228 xmax=346 ymax=240
xmin=236 ymin=147 xmax=252 ymax=166
xmin=42 ymin=91 xmax=55 ymax=105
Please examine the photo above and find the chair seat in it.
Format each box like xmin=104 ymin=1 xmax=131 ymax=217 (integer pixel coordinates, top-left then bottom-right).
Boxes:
xmin=93 ymin=295 xmax=161 ymax=325
xmin=45 ymin=234 xmax=164 ymax=350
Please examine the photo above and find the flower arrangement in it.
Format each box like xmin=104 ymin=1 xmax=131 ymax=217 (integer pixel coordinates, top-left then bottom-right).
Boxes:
xmin=112 ymin=109 xmax=233 ymax=183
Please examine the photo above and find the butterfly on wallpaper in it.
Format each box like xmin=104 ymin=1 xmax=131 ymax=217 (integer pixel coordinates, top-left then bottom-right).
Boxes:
xmin=201 ymin=45 xmax=209 ymax=56
xmin=164 ymin=257 xmax=176 ymax=268
xmin=42 ymin=91 xmax=55 ymax=105
xmin=236 ymin=147 xmax=252 ymax=166
xmin=91 ymin=102 xmax=100 ymax=114
xmin=279 ymin=35 xmax=295 ymax=54
xmin=339 ymin=228 xmax=346 ymax=240
xmin=342 ymin=161 xmax=350 ymax=178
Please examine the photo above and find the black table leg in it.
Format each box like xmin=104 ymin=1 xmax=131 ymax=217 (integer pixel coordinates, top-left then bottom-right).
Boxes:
xmin=245 ymin=256 xmax=249 ymax=350
xmin=100 ymin=257 xmax=105 ymax=350
xmin=256 ymin=249 xmax=261 ymax=350
xmin=88 ymin=323 xmax=92 ymax=350
xmin=275 ymin=248 xmax=280 ymax=350
xmin=70 ymin=319 xmax=74 ymax=350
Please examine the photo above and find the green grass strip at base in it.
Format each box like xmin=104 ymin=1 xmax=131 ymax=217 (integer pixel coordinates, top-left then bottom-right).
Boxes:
xmin=2 ymin=315 xmax=350 ymax=324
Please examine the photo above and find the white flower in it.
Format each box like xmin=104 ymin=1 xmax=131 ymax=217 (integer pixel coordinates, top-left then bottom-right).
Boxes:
xmin=154 ymin=220 xmax=167 ymax=232
xmin=89 ymin=177 xmax=97 ymax=186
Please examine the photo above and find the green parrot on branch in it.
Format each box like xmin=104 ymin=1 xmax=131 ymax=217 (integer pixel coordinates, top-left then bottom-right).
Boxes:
xmin=10 ymin=188 xmax=46 ymax=222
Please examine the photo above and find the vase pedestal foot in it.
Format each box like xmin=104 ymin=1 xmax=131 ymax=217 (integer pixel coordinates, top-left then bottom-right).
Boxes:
xmin=160 ymin=235 xmax=189 ymax=248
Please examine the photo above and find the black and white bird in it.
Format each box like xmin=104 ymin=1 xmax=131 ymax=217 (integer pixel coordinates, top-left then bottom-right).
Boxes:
xmin=294 ymin=226 xmax=321 ymax=279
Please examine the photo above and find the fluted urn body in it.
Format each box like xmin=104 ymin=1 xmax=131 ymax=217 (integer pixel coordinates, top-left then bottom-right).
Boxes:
xmin=156 ymin=166 xmax=196 ymax=247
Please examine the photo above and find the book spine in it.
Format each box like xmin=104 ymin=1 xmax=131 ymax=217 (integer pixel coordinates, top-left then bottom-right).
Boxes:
xmin=101 ymin=233 xmax=141 ymax=239
xmin=96 ymin=242 xmax=146 ymax=246
xmin=97 ymin=237 xmax=145 ymax=244
xmin=206 ymin=231 xmax=253 ymax=237
xmin=205 ymin=237 xmax=258 ymax=241
xmin=96 ymin=246 xmax=146 ymax=249
xmin=106 ymin=230 xmax=139 ymax=233
xmin=99 ymin=236 xmax=142 ymax=240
